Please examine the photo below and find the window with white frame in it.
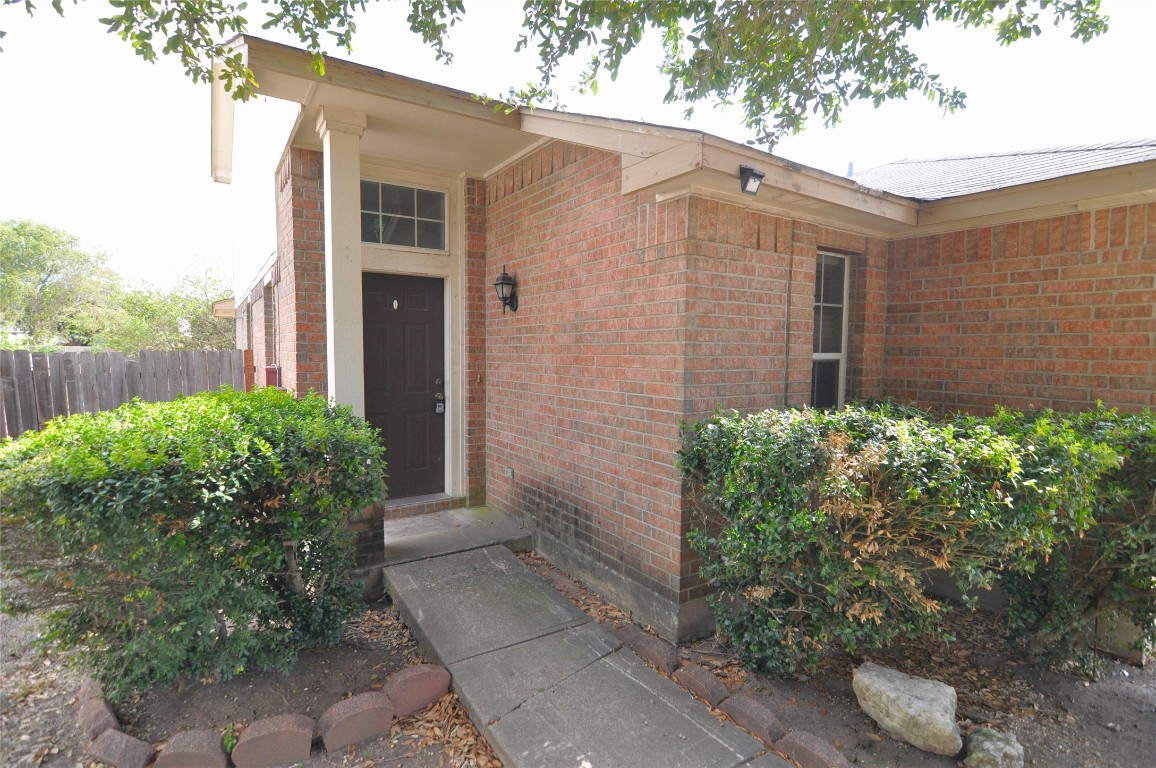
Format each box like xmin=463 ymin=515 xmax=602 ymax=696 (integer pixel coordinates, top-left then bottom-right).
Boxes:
xmin=812 ymin=252 xmax=849 ymax=409
xmin=360 ymin=181 xmax=446 ymax=250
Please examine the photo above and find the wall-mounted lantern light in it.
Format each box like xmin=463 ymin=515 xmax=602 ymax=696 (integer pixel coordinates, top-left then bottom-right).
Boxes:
xmin=739 ymin=165 xmax=765 ymax=196
xmin=493 ymin=266 xmax=518 ymax=312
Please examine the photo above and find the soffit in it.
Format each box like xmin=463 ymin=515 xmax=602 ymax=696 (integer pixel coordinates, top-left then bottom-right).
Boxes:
xmin=238 ymin=36 xmax=538 ymax=177
xmin=621 ymin=135 xmax=921 ymax=233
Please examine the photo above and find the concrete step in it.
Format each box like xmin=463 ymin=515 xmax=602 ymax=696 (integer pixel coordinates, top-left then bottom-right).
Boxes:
xmin=381 ymin=506 xmax=531 ymax=568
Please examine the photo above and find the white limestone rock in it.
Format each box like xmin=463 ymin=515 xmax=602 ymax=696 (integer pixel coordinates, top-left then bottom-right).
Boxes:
xmin=964 ymin=727 xmax=1025 ymax=768
xmin=852 ymin=661 xmax=963 ymax=755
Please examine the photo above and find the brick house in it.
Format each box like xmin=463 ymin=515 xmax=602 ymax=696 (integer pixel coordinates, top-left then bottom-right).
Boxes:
xmin=216 ymin=37 xmax=1156 ymax=642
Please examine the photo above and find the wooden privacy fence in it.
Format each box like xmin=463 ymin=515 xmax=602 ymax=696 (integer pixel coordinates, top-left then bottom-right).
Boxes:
xmin=0 ymin=349 xmax=254 ymax=439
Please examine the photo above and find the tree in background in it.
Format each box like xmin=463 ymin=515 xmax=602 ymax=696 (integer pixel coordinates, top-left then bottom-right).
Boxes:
xmin=0 ymin=219 xmax=119 ymax=348
xmin=0 ymin=219 xmax=234 ymax=352
xmin=2 ymin=1 xmax=1108 ymax=145
xmin=95 ymin=272 xmax=236 ymax=352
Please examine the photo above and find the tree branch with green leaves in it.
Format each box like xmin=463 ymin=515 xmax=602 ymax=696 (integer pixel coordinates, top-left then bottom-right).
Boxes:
xmin=2 ymin=0 xmax=1108 ymax=145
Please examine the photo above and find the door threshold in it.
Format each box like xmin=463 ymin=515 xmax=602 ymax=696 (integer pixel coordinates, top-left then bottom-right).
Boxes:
xmin=380 ymin=493 xmax=465 ymax=522
xmin=383 ymin=492 xmax=455 ymax=509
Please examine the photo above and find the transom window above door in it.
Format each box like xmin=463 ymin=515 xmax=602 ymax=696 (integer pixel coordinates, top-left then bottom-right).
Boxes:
xmin=361 ymin=181 xmax=446 ymax=250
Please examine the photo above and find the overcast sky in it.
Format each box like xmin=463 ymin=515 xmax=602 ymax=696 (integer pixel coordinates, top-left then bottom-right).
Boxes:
xmin=1 ymin=0 xmax=1153 ymax=294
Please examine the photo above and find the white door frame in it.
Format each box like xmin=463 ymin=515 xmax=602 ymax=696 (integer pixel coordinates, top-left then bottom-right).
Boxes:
xmin=358 ymin=161 xmax=466 ymax=499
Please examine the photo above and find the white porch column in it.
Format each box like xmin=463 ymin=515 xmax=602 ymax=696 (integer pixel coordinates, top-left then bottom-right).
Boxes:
xmin=317 ymin=107 xmax=367 ymax=416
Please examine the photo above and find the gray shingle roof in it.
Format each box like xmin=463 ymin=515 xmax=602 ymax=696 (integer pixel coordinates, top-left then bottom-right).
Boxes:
xmin=851 ymin=140 xmax=1156 ymax=201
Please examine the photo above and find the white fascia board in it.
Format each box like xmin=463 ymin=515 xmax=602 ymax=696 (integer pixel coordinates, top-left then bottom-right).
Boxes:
xmin=699 ymin=141 xmax=918 ymax=227
xmin=621 ymin=137 xmax=918 ymax=228
xmin=210 ymin=61 xmax=237 ymax=184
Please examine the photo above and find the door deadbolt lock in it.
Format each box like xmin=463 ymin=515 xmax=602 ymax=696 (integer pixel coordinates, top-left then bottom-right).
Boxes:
xmin=434 ymin=391 xmax=445 ymax=414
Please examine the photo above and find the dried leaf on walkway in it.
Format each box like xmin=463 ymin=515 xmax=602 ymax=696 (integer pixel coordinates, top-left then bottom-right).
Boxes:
xmin=393 ymin=692 xmax=503 ymax=768
xmin=517 ymin=551 xmax=631 ymax=625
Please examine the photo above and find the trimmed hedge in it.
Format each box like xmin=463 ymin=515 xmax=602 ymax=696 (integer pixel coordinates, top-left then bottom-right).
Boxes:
xmin=0 ymin=387 xmax=387 ymax=700
xmin=680 ymin=402 xmax=1151 ymax=675
xmin=988 ymin=407 xmax=1156 ymax=669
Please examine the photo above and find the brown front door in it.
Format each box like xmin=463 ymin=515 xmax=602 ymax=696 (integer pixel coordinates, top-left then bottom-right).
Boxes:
xmin=363 ymin=273 xmax=445 ymax=498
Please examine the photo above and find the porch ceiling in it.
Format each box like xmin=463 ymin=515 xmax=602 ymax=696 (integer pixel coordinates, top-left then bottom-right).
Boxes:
xmin=228 ymin=36 xmax=541 ymax=177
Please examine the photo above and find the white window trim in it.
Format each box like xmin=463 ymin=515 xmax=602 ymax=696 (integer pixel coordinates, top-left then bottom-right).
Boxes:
xmin=812 ymin=252 xmax=851 ymax=409
xmin=359 ymin=179 xmax=450 ymax=254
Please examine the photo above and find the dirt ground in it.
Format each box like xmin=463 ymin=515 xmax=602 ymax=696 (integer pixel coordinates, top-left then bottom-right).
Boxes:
xmin=689 ymin=615 xmax=1155 ymax=768
xmin=522 ymin=552 xmax=1155 ymax=768
xmin=0 ymin=595 xmax=497 ymax=768
xmin=3 ymin=556 xmax=1154 ymax=768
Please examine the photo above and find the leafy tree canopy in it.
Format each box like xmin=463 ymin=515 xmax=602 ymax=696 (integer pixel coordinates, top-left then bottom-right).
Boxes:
xmin=3 ymin=0 xmax=1108 ymax=144
xmin=0 ymin=219 xmax=118 ymax=347
xmin=95 ymin=272 xmax=236 ymax=353
xmin=0 ymin=219 xmax=234 ymax=352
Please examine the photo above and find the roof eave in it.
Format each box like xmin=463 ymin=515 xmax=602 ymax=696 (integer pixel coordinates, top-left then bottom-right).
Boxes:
xmin=620 ymin=133 xmax=920 ymax=231
xmin=913 ymin=159 xmax=1156 ymax=234
xmin=210 ymin=47 xmax=246 ymax=184
xmin=211 ymin=36 xmax=534 ymax=182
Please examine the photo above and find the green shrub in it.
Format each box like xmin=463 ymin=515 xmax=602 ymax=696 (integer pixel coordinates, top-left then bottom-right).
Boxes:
xmin=991 ymin=407 xmax=1155 ymax=670
xmin=0 ymin=387 xmax=386 ymax=700
xmin=679 ymin=403 xmax=1117 ymax=675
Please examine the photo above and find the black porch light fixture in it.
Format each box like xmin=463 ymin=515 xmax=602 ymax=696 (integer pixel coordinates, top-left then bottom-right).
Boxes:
xmin=739 ymin=165 xmax=765 ymax=196
xmin=493 ymin=266 xmax=518 ymax=312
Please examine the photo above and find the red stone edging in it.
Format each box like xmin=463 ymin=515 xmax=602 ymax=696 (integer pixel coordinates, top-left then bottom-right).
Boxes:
xmin=613 ymin=624 xmax=853 ymax=768
xmin=76 ymin=662 xmax=451 ymax=768
xmin=77 ymin=621 xmax=850 ymax=767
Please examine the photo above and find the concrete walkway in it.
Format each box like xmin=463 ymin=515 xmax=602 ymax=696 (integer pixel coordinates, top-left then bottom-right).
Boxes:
xmin=381 ymin=509 xmax=791 ymax=768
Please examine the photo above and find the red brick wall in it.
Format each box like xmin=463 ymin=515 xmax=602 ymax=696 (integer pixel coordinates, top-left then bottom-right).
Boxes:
xmin=681 ymin=198 xmax=790 ymax=417
xmin=284 ymin=145 xmax=330 ymax=395
xmin=235 ymin=147 xmax=329 ymax=399
xmin=675 ymin=208 xmax=887 ymax=604
xmin=884 ymin=204 xmax=1156 ymax=412
xmin=464 ymin=178 xmax=488 ymax=506
xmin=483 ymin=140 xmax=889 ymax=631
xmin=238 ymin=147 xmax=327 ymax=396
xmin=484 ymin=143 xmax=688 ymax=606
xmin=247 ymin=130 xmax=1151 ymax=634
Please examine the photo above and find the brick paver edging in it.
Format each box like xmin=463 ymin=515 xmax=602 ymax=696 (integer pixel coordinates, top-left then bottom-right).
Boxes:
xmin=613 ymin=623 xmax=853 ymax=768
xmin=75 ymin=663 xmax=451 ymax=768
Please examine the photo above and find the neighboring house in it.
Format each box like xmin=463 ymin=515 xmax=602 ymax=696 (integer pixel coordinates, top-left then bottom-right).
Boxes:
xmin=216 ymin=37 xmax=1156 ymax=642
